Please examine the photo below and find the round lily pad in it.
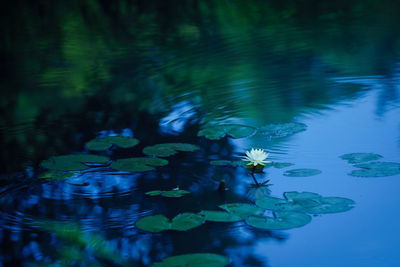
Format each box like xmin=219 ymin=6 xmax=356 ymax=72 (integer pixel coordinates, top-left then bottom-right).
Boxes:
xmin=258 ymin=122 xmax=307 ymax=138
xmin=272 ymin=162 xmax=294 ymax=169
xmin=152 ymin=253 xmax=230 ymax=267
xmin=198 ymin=124 xmax=256 ymax=140
xmin=219 ymin=203 xmax=264 ymax=218
xmin=85 ymin=136 xmax=139 ymax=150
xmin=284 ymin=168 xmax=322 ymax=177
xmin=255 ymin=196 xmax=303 ymax=212
xmin=136 ymin=215 xmax=171 ymax=233
xmin=305 ymin=197 xmax=355 ymax=214
xmin=170 ymin=213 xmax=205 ymax=231
xmin=41 ymin=154 xmax=109 ymax=171
xmin=143 ymin=143 xmax=199 ymax=157
xmin=38 ymin=171 xmax=77 ymax=180
xmin=350 ymin=162 xmax=400 ymax=177
xmin=198 ymin=210 xmax=242 ymax=222
xmin=146 ymin=190 xmax=191 ymax=198
xmin=246 ymin=211 xmax=312 ymax=230
xmin=340 ymin=153 xmax=383 ymax=164
xmin=111 ymin=157 xmax=168 ymax=172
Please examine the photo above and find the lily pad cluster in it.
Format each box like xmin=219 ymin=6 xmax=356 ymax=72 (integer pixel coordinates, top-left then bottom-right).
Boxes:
xmin=198 ymin=122 xmax=307 ymax=140
xmin=146 ymin=189 xmax=191 ymax=198
xmin=143 ymin=143 xmax=199 ymax=157
xmin=85 ymin=136 xmax=139 ymax=150
xmin=152 ymin=253 xmax=230 ymax=267
xmin=340 ymin=153 xmax=400 ymax=177
xmin=136 ymin=213 xmax=205 ymax=232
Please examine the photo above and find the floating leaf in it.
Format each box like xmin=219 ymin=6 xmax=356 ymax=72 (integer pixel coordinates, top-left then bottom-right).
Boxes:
xmin=272 ymin=162 xmax=294 ymax=169
xmin=305 ymin=197 xmax=355 ymax=214
xmin=258 ymin=122 xmax=307 ymax=138
xmin=152 ymin=253 xmax=230 ymax=267
xmin=146 ymin=189 xmax=191 ymax=198
xmin=85 ymin=136 xmax=139 ymax=150
xmin=143 ymin=143 xmax=199 ymax=157
xmin=349 ymin=162 xmax=400 ymax=177
xmin=198 ymin=210 xmax=242 ymax=222
xmin=340 ymin=153 xmax=383 ymax=164
xmin=210 ymin=160 xmax=232 ymax=166
xmin=111 ymin=157 xmax=168 ymax=172
xmin=38 ymin=171 xmax=77 ymax=180
xmin=41 ymin=154 xmax=109 ymax=171
xmin=136 ymin=213 xmax=205 ymax=232
xmin=283 ymin=168 xmax=322 ymax=177
xmin=170 ymin=213 xmax=205 ymax=231
xmin=136 ymin=215 xmax=171 ymax=233
xmin=198 ymin=124 xmax=256 ymax=140
xmin=219 ymin=203 xmax=264 ymax=218
xmin=246 ymin=211 xmax=312 ymax=230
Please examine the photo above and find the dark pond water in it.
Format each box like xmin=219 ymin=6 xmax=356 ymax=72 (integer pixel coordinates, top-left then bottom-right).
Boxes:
xmin=1 ymin=1 xmax=400 ymax=266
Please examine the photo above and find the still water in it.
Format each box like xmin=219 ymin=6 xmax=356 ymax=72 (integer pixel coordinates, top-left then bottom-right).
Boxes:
xmin=1 ymin=1 xmax=400 ymax=266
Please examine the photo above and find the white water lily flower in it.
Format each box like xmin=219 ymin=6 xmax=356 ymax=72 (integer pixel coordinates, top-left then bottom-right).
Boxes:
xmin=242 ymin=148 xmax=271 ymax=167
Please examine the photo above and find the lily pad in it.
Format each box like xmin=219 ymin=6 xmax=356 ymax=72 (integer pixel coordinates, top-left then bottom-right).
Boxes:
xmin=143 ymin=143 xmax=199 ymax=157
xmin=219 ymin=203 xmax=264 ymax=218
xmin=283 ymin=168 xmax=322 ymax=177
xmin=246 ymin=211 xmax=312 ymax=230
xmin=198 ymin=124 xmax=256 ymax=140
xmin=152 ymin=253 xmax=230 ymax=267
xmin=258 ymin=122 xmax=307 ymax=138
xmin=41 ymin=154 xmax=109 ymax=171
xmin=85 ymin=136 xmax=139 ymax=150
xmin=170 ymin=213 xmax=205 ymax=231
xmin=272 ymin=162 xmax=295 ymax=169
xmin=38 ymin=171 xmax=77 ymax=180
xmin=210 ymin=160 xmax=232 ymax=166
xmin=111 ymin=157 xmax=168 ymax=172
xmin=349 ymin=162 xmax=400 ymax=177
xmin=340 ymin=153 xmax=383 ymax=164
xmin=255 ymin=196 xmax=306 ymax=212
xmin=146 ymin=190 xmax=191 ymax=198
xmin=136 ymin=213 xmax=205 ymax=232
xmin=198 ymin=210 xmax=242 ymax=222
xmin=305 ymin=197 xmax=355 ymax=214
xmin=135 ymin=215 xmax=171 ymax=233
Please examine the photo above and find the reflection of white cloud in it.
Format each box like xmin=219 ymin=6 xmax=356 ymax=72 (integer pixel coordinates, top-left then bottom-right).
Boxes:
xmin=159 ymin=100 xmax=196 ymax=134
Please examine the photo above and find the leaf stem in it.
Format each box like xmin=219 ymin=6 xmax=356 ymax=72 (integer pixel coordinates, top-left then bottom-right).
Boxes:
xmin=251 ymin=165 xmax=260 ymax=186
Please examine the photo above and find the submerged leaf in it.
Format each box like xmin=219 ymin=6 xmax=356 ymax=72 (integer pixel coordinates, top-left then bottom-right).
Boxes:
xmin=246 ymin=211 xmax=312 ymax=230
xmin=219 ymin=203 xmax=264 ymax=218
xmin=340 ymin=153 xmax=383 ymax=164
xmin=152 ymin=253 xmax=230 ymax=267
xmin=198 ymin=210 xmax=242 ymax=222
xmin=41 ymin=154 xmax=109 ymax=171
xmin=143 ymin=143 xmax=199 ymax=157
xmin=111 ymin=157 xmax=168 ymax=172
xmin=283 ymin=168 xmax=322 ymax=177
xmin=349 ymin=162 xmax=400 ymax=177
xmin=85 ymin=136 xmax=139 ymax=150
xmin=258 ymin=122 xmax=307 ymax=138
xmin=198 ymin=124 xmax=256 ymax=140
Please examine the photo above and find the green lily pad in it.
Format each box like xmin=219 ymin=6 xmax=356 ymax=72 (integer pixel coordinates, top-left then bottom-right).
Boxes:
xmin=198 ymin=124 xmax=256 ymax=140
xmin=85 ymin=136 xmax=139 ymax=150
xmin=255 ymin=196 xmax=306 ymax=212
xmin=283 ymin=168 xmax=322 ymax=177
xmin=38 ymin=171 xmax=77 ymax=180
xmin=152 ymin=253 xmax=230 ymax=267
xmin=143 ymin=143 xmax=199 ymax=157
xmin=146 ymin=190 xmax=191 ymax=198
xmin=340 ymin=153 xmax=383 ymax=164
xmin=198 ymin=210 xmax=242 ymax=222
xmin=305 ymin=197 xmax=355 ymax=214
xmin=219 ymin=203 xmax=264 ymax=218
xmin=111 ymin=157 xmax=168 ymax=172
xmin=170 ymin=213 xmax=205 ymax=231
xmin=272 ymin=162 xmax=295 ymax=168
xmin=210 ymin=160 xmax=232 ymax=166
xmin=258 ymin=122 xmax=307 ymax=138
xmin=136 ymin=213 xmax=205 ymax=233
xmin=135 ymin=215 xmax=171 ymax=233
xmin=41 ymin=154 xmax=109 ymax=171
xmin=246 ymin=211 xmax=312 ymax=230
xmin=349 ymin=162 xmax=400 ymax=177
